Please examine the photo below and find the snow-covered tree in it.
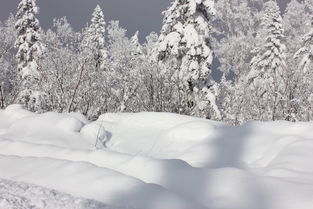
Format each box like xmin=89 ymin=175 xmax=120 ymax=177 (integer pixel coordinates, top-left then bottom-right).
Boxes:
xmin=213 ymin=0 xmax=263 ymax=123
xmin=295 ymin=17 xmax=313 ymax=76
xmin=294 ymin=17 xmax=313 ymax=120
xmin=157 ymin=0 xmax=220 ymax=119
xmin=15 ymin=0 xmax=48 ymax=112
xmin=106 ymin=21 xmax=143 ymax=112
xmin=214 ymin=0 xmax=262 ymax=77
xmin=284 ymin=0 xmax=309 ymax=56
xmin=41 ymin=17 xmax=80 ymax=113
xmin=247 ymin=0 xmax=287 ymax=121
xmin=130 ymin=31 xmax=143 ymax=56
xmin=82 ymin=5 xmax=107 ymax=70
xmin=41 ymin=17 xmax=100 ymax=117
xmin=282 ymin=0 xmax=312 ymax=121
xmin=0 ymin=15 xmax=17 ymax=109
xmin=79 ymin=5 xmax=108 ymax=117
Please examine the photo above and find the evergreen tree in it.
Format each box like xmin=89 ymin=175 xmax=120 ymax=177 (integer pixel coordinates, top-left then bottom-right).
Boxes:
xmin=248 ymin=0 xmax=287 ymax=121
xmin=82 ymin=5 xmax=107 ymax=70
xmin=15 ymin=0 xmax=48 ymax=112
xmin=130 ymin=31 xmax=142 ymax=55
xmin=157 ymin=0 xmax=220 ymax=119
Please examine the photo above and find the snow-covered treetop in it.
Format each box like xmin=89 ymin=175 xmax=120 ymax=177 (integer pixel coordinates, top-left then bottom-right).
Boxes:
xmin=158 ymin=0 xmax=215 ymax=83
xmin=16 ymin=0 xmax=39 ymax=17
xmin=82 ymin=5 xmax=107 ymax=69
xmin=131 ymin=31 xmax=139 ymax=45
xmin=158 ymin=0 xmax=215 ymax=55
xmin=262 ymin=0 xmax=283 ymax=32
xmin=248 ymin=0 xmax=286 ymax=87
xmin=253 ymin=0 xmax=286 ymax=72
xmin=83 ymin=5 xmax=106 ymax=49
xmin=15 ymin=0 xmax=43 ymax=81
xmin=157 ymin=0 xmax=219 ymax=119
xmin=131 ymin=31 xmax=142 ymax=55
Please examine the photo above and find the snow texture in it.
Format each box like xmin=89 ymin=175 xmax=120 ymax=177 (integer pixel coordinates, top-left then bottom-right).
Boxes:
xmin=0 ymin=178 xmax=112 ymax=209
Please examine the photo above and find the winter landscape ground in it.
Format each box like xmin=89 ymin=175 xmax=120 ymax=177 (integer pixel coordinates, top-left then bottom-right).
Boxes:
xmin=0 ymin=104 xmax=313 ymax=209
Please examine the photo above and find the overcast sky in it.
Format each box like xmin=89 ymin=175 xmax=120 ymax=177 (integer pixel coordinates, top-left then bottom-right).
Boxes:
xmin=0 ymin=0 xmax=288 ymax=41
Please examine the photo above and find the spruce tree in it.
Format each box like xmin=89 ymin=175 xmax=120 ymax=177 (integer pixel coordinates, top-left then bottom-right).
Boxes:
xmin=248 ymin=0 xmax=287 ymax=121
xmin=130 ymin=31 xmax=142 ymax=55
xmin=82 ymin=5 xmax=107 ymax=70
xmin=15 ymin=0 xmax=48 ymax=112
xmin=157 ymin=0 xmax=220 ymax=119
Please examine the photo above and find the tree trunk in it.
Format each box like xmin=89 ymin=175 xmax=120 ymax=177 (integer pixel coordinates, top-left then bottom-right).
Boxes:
xmin=67 ymin=61 xmax=86 ymax=113
xmin=0 ymin=85 xmax=4 ymax=109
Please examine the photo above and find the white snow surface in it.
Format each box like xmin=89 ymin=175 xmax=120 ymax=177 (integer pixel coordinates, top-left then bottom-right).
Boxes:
xmin=0 ymin=178 xmax=111 ymax=209
xmin=0 ymin=104 xmax=313 ymax=209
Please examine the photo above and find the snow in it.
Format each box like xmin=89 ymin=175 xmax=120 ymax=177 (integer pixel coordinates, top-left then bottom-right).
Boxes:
xmin=57 ymin=116 xmax=84 ymax=132
xmin=80 ymin=122 xmax=108 ymax=148
xmin=0 ymin=178 xmax=111 ymax=209
xmin=1 ymin=105 xmax=313 ymax=209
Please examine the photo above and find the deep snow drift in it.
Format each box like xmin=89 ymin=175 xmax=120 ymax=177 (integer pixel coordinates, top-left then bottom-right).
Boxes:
xmin=0 ymin=104 xmax=313 ymax=209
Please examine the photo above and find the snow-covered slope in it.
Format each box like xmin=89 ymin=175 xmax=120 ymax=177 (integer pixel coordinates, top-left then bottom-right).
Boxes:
xmin=0 ymin=104 xmax=313 ymax=209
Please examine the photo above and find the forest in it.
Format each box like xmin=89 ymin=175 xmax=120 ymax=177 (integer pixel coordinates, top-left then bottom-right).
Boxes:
xmin=0 ymin=0 xmax=312 ymax=124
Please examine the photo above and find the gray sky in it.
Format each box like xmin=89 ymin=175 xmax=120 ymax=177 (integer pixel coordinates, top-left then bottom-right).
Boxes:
xmin=0 ymin=0 xmax=288 ymax=41
xmin=0 ymin=0 xmax=170 ymax=41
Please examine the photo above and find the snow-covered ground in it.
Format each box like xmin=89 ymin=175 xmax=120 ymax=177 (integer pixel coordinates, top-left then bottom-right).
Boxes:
xmin=0 ymin=178 xmax=110 ymax=209
xmin=0 ymin=104 xmax=313 ymax=209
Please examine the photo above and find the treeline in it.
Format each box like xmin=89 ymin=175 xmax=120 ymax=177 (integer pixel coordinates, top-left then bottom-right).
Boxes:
xmin=0 ymin=0 xmax=312 ymax=124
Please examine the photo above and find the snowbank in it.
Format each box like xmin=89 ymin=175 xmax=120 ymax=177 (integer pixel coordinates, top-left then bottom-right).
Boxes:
xmin=0 ymin=105 xmax=313 ymax=209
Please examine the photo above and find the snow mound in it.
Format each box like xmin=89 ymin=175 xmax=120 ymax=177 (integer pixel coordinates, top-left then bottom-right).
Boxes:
xmin=0 ymin=107 xmax=95 ymax=149
xmin=1 ymin=104 xmax=34 ymax=122
xmin=161 ymin=120 xmax=217 ymax=142
xmin=57 ymin=117 xmax=83 ymax=132
xmin=98 ymin=112 xmax=221 ymax=129
xmin=66 ymin=112 xmax=89 ymax=125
